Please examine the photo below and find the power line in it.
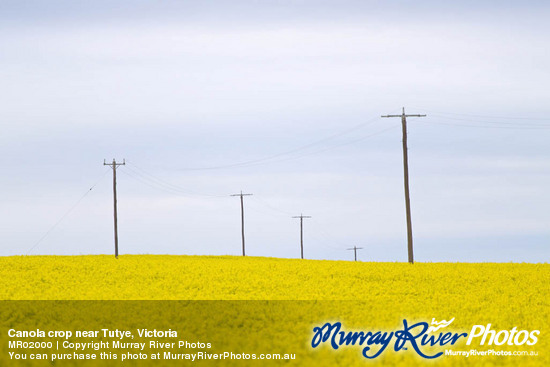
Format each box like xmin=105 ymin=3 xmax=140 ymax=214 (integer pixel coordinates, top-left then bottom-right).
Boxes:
xmin=125 ymin=161 xmax=227 ymax=198
xmin=198 ymin=124 xmax=398 ymax=173
xmin=419 ymin=117 xmax=550 ymax=130
xmin=124 ymin=165 xmax=192 ymax=194
xmin=430 ymin=115 xmax=550 ymax=127
xmin=115 ymin=115 xmax=400 ymax=179
xmin=308 ymin=233 xmax=343 ymax=252
xmin=252 ymin=196 xmax=294 ymax=216
xmin=121 ymin=166 xmax=219 ymax=198
xmin=26 ymin=169 xmax=110 ymax=255
xmin=120 ymin=164 xmax=230 ymax=200
xmin=240 ymin=124 xmax=399 ymax=168
xmin=119 ymin=169 xmax=185 ymax=196
xmin=141 ymin=112 xmax=400 ymax=172
xmin=174 ymin=116 xmax=384 ymax=171
xmin=412 ymin=108 xmax=550 ymax=121
xmin=308 ymin=219 xmax=348 ymax=249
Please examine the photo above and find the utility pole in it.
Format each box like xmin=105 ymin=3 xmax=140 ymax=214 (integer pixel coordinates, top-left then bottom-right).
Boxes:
xmin=382 ymin=107 xmax=426 ymax=264
xmin=292 ymin=214 xmax=311 ymax=259
xmin=347 ymin=246 xmax=363 ymax=262
xmin=104 ymin=159 xmax=125 ymax=258
xmin=230 ymin=191 xmax=253 ymax=256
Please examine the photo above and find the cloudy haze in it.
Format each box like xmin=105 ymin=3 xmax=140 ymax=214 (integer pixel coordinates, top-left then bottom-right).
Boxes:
xmin=1 ymin=1 xmax=549 ymax=262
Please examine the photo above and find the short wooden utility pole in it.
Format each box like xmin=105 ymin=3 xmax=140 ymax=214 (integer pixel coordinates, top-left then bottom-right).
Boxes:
xmin=230 ymin=191 xmax=253 ymax=256
xmin=347 ymin=246 xmax=363 ymax=262
xmin=104 ymin=159 xmax=125 ymax=258
xmin=292 ymin=214 xmax=311 ymax=259
xmin=381 ymin=108 xmax=426 ymax=264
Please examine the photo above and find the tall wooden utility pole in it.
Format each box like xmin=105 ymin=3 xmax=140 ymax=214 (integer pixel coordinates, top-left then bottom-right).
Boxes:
xmin=292 ymin=214 xmax=311 ymax=259
xmin=230 ymin=191 xmax=253 ymax=256
xmin=382 ymin=107 xmax=426 ymax=264
xmin=347 ymin=246 xmax=363 ymax=262
xmin=104 ymin=159 xmax=125 ymax=258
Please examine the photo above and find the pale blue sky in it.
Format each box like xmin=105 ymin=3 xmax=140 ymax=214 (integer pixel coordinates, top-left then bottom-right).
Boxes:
xmin=0 ymin=1 xmax=549 ymax=262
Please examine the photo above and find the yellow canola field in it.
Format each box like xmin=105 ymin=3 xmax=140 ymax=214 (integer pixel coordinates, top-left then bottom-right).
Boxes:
xmin=2 ymin=255 xmax=548 ymax=300
xmin=0 ymin=255 xmax=548 ymax=367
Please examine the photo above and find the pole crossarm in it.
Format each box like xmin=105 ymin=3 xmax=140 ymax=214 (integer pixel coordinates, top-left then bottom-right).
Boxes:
xmin=381 ymin=107 xmax=426 ymax=119
xmin=230 ymin=192 xmax=253 ymax=197
xmin=381 ymin=114 xmax=426 ymax=118
xmin=104 ymin=159 xmax=126 ymax=168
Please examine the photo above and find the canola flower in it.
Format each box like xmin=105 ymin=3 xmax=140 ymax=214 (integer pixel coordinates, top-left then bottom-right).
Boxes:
xmin=0 ymin=255 xmax=548 ymax=366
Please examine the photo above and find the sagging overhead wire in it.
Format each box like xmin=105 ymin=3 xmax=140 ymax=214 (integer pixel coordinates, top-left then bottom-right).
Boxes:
xmin=255 ymin=124 xmax=400 ymax=166
xmin=169 ymin=112 xmax=400 ymax=171
xmin=418 ymin=120 xmax=550 ymax=130
xmin=190 ymin=123 xmax=400 ymax=172
xmin=26 ymin=169 xmax=111 ymax=255
xmin=411 ymin=107 xmax=550 ymax=129
xmin=308 ymin=233 xmax=344 ymax=252
xmin=432 ymin=115 xmax=550 ymax=127
xmin=119 ymin=169 xmax=187 ymax=197
xmin=412 ymin=108 xmax=550 ymax=121
xmin=418 ymin=119 xmax=550 ymax=130
xmin=252 ymin=196 xmax=295 ymax=217
xmin=123 ymin=161 xmax=227 ymax=198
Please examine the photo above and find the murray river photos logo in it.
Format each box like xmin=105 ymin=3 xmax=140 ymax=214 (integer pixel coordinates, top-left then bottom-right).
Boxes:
xmin=311 ymin=318 xmax=540 ymax=359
